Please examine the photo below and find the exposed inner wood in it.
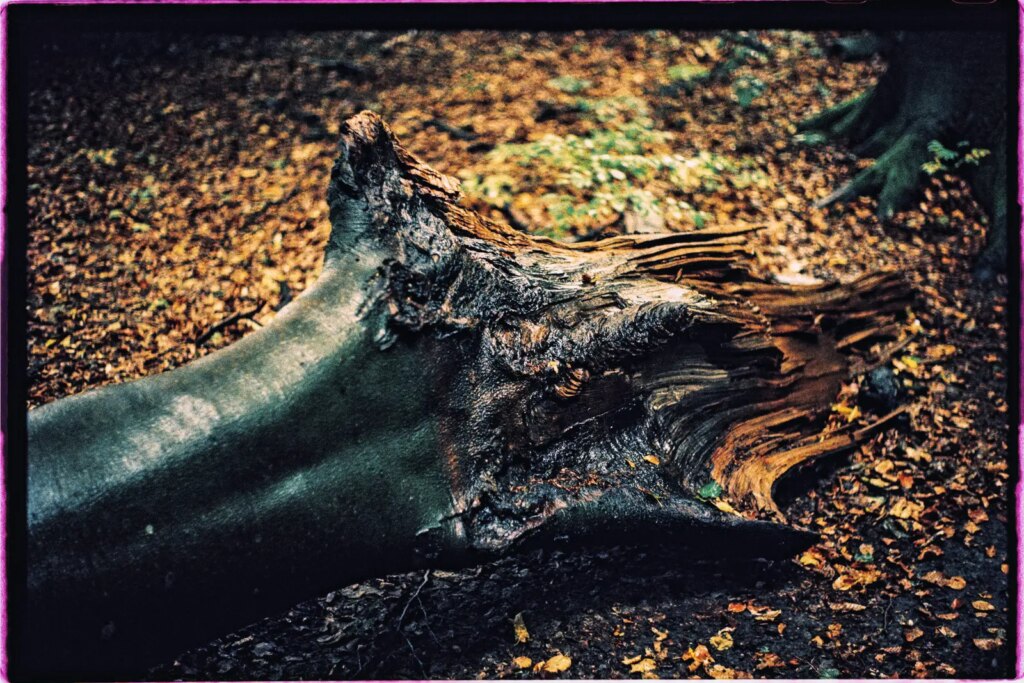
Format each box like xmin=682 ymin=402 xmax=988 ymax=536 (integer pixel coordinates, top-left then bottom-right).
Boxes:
xmin=332 ymin=112 xmax=911 ymax=533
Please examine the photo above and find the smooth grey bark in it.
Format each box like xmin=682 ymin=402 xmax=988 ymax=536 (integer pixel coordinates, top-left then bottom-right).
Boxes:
xmin=26 ymin=254 xmax=463 ymax=679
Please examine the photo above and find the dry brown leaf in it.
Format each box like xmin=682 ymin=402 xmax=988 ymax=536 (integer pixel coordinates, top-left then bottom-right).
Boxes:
xmin=973 ymin=638 xmax=1002 ymax=651
xmin=829 ymin=602 xmax=867 ymax=612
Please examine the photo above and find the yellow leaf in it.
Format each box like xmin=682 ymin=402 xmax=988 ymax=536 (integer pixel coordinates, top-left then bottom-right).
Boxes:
xmin=643 ymin=455 xmax=661 ymax=466
xmin=682 ymin=644 xmax=713 ymax=672
xmin=263 ymin=185 xmax=286 ymax=202
xmin=889 ymin=497 xmax=924 ymax=520
xmin=513 ymin=656 xmax=532 ymax=669
xmin=629 ymin=658 xmax=657 ymax=674
xmin=513 ymin=612 xmax=530 ymax=643
xmin=707 ymin=664 xmax=739 ymax=679
xmin=622 ymin=655 xmax=642 ymax=665
xmin=290 ymin=143 xmax=321 ymax=163
xmin=831 ymin=402 xmax=861 ymax=422
xmin=971 ymin=600 xmax=995 ymax=611
xmin=926 ymin=344 xmax=957 ymax=359
xmin=542 ymin=654 xmax=572 ymax=673
xmin=904 ymin=627 xmax=924 ymax=642
xmin=709 ymin=628 xmax=734 ymax=651
xmin=799 ymin=549 xmax=824 ymax=568
xmin=713 ymin=498 xmax=737 ymax=514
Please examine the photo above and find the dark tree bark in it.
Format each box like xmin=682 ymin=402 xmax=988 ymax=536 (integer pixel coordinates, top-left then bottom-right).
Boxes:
xmin=800 ymin=31 xmax=1009 ymax=277
xmin=24 ymin=112 xmax=909 ymax=680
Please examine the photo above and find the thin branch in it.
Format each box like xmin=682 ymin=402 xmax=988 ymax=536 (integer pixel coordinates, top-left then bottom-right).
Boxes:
xmin=194 ymin=301 xmax=265 ymax=347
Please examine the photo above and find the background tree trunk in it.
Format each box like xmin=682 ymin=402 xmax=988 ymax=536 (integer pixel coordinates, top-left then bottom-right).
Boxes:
xmin=801 ymin=31 xmax=1009 ymax=276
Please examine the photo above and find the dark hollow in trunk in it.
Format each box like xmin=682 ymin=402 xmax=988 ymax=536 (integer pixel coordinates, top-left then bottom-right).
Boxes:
xmin=23 ymin=112 xmax=910 ymax=680
xmin=801 ymin=31 xmax=1009 ymax=276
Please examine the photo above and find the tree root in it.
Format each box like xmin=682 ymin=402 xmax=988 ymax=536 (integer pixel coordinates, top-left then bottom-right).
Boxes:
xmin=815 ymin=129 xmax=930 ymax=220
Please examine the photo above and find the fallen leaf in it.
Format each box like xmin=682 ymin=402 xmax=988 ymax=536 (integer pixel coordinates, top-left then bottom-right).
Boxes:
xmin=889 ymin=497 xmax=924 ymax=520
xmin=629 ymin=658 xmax=657 ymax=674
xmin=829 ymin=602 xmax=867 ymax=612
xmin=973 ymin=638 xmax=1002 ymax=651
xmin=682 ymin=644 xmax=713 ymax=672
xmin=707 ymin=664 xmax=739 ymax=679
xmin=513 ymin=656 xmax=532 ymax=669
xmin=513 ymin=612 xmax=530 ymax=643
xmin=709 ymin=628 xmax=734 ymax=651
xmin=541 ymin=653 xmax=572 ymax=673
xmin=754 ymin=652 xmax=785 ymax=670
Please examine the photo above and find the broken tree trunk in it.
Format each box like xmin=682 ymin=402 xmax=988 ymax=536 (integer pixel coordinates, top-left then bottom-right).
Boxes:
xmin=24 ymin=112 xmax=909 ymax=680
xmin=799 ymin=31 xmax=1009 ymax=278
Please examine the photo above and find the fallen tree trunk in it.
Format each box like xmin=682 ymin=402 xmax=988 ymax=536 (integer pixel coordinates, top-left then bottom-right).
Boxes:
xmin=23 ymin=112 xmax=910 ymax=680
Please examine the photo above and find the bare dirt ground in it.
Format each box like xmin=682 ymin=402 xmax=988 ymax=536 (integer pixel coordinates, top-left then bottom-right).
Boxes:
xmin=25 ymin=30 xmax=1012 ymax=678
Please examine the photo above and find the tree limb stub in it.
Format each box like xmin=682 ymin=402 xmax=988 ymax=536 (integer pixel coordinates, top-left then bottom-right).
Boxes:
xmin=328 ymin=111 xmax=910 ymax=544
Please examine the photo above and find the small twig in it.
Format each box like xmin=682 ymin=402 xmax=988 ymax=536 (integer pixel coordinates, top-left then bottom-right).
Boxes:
xmin=403 ymin=635 xmax=426 ymax=677
xmin=397 ymin=570 xmax=431 ymax=629
xmin=879 ymin=595 xmax=895 ymax=635
xmin=194 ymin=301 xmax=265 ymax=347
xmin=425 ymin=118 xmax=478 ymax=141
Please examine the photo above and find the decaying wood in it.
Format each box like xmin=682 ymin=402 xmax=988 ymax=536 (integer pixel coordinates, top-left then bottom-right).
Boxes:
xmin=330 ymin=112 xmax=910 ymax=539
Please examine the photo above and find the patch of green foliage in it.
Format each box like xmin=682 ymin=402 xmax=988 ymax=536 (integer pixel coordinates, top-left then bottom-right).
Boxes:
xmin=546 ymin=75 xmax=593 ymax=94
xmin=462 ymin=96 xmax=767 ymax=239
xmin=666 ymin=63 xmax=710 ymax=85
xmin=697 ymin=480 xmax=724 ymax=500
xmin=732 ymin=76 xmax=766 ymax=108
xmin=922 ymin=139 xmax=990 ymax=175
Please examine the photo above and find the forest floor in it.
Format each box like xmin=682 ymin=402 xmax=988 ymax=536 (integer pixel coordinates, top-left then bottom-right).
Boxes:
xmin=25 ymin=30 xmax=1013 ymax=679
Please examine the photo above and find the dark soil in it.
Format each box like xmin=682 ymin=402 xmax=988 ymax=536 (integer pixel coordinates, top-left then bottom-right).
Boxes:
xmin=24 ymin=30 xmax=1012 ymax=679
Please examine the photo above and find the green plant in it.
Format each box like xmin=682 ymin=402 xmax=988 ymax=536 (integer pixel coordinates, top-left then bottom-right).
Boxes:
xmin=922 ymin=139 xmax=991 ymax=175
xmin=732 ymin=76 xmax=766 ymax=108
xmin=546 ymin=75 xmax=593 ymax=94
xmin=666 ymin=63 xmax=710 ymax=85
xmin=461 ymin=96 xmax=767 ymax=239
